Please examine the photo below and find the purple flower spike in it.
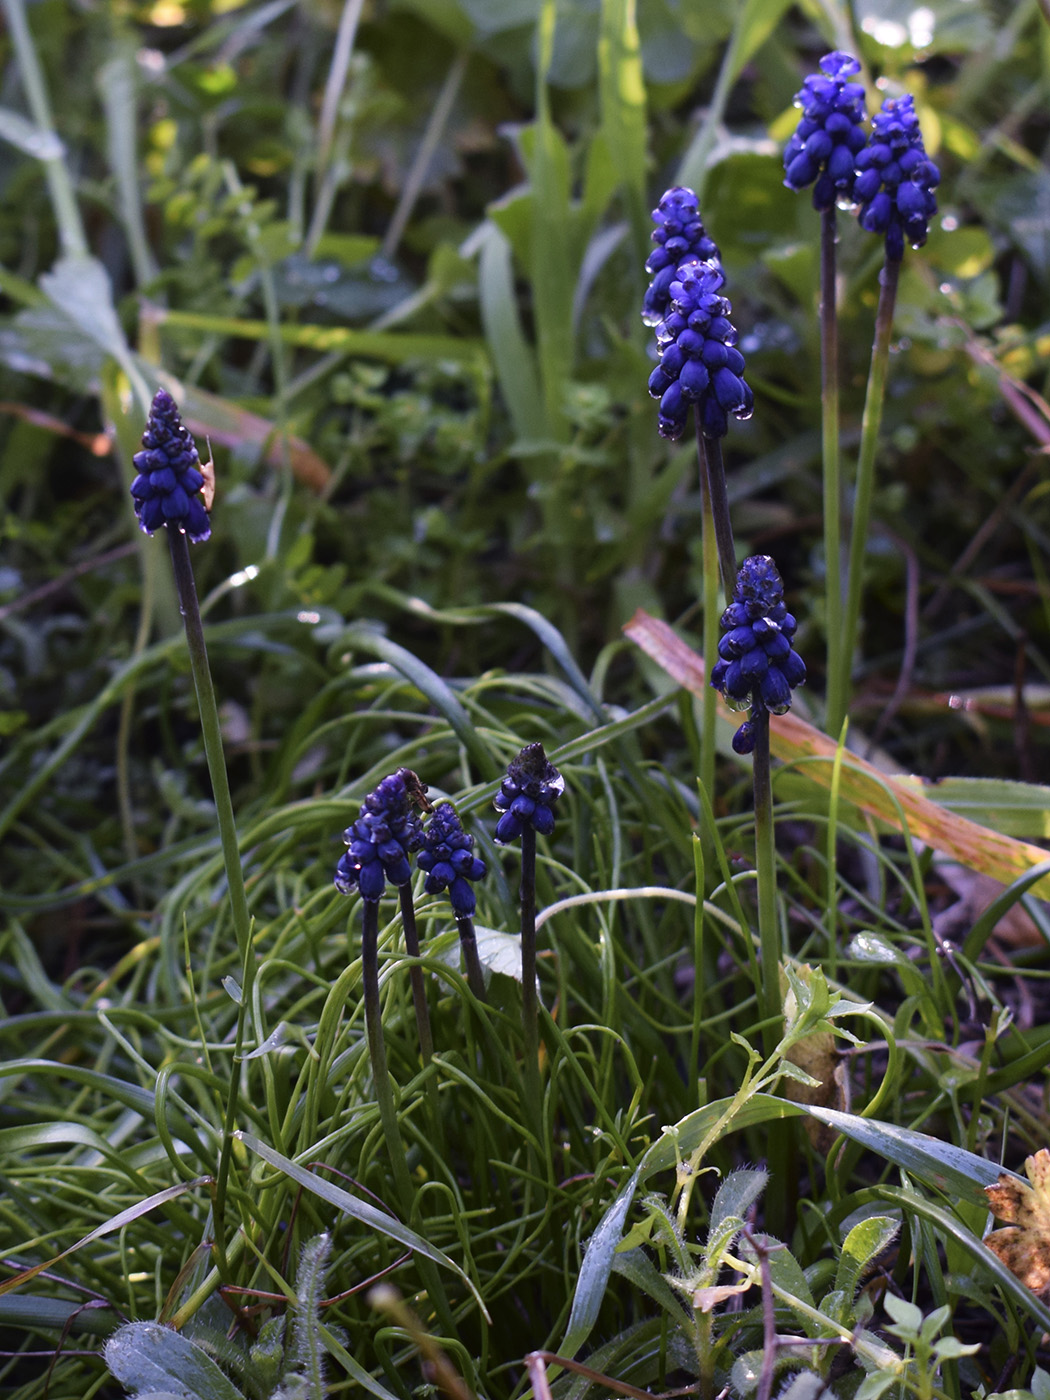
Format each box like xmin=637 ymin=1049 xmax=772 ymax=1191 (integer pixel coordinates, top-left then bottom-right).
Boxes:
xmin=130 ymin=389 xmax=211 ymax=544
xmin=854 ymin=93 xmax=939 ymax=260
xmin=642 ymin=186 xmax=721 ymax=329
xmin=493 ymin=743 xmax=564 ymax=846
xmin=647 ymin=258 xmax=752 ymax=442
xmin=417 ymin=802 xmax=487 ymax=918
xmin=783 ymin=51 xmax=868 ymax=211
xmin=335 ymin=769 xmax=426 ymax=902
xmin=711 ymin=556 xmax=806 ymax=751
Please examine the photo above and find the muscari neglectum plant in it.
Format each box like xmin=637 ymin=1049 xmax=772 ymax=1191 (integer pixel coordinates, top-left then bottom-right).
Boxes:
xmin=711 ymin=556 xmax=806 ymax=1056
xmin=784 ymin=63 xmax=939 ymax=736
xmin=782 ymin=51 xmax=868 ymax=737
xmin=644 ymin=191 xmax=752 ymax=819
xmin=130 ymin=388 xmax=252 ymax=1276
xmin=416 ymin=799 xmax=488 ymax=1002
xmin=493 ymin=741 xmax=564 ymax=1127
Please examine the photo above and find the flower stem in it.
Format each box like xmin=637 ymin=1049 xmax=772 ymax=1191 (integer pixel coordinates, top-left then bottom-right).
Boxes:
xmin=397 ymin=883 xmax=445 ymax=1152
xmin=456 ymin=915 xmax=488 ymax=1003
xmin=166 ymin=529 xmax=253 ymax=1276
xmin=696 ymin=423 xmax=737 ymax=595
xmin=398 ymin=884 xmax=434 ymax=1063
xmin=519 ymin=825 xmax=543 ymax=1132
xmin=751 ymin=707 xmax=781 ymax=1059
xmin=820 ymin=207 xmax=846 ymax=739
xmin=698 ymin=437 xmax=719 ymax=858
xmin=841 ymin=256 xmax=901 ymax=718
xmin=361 ymin=900 xmax=459 ymax=1343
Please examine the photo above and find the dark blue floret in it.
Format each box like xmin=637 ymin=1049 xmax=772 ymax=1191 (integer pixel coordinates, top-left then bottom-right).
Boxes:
xmin=416 ymin=802 xmax=487 ymax=918
xmin=854 ymin=93 xmax=939 ymax=261
xmin=642 ymin=186 xmax=721 ymax=328
xmin=335 ymin=769 xmax=425 ymax=902
xmin=648 ymin=258 xmax=752 ymax=442
xmin=493 ymin=742 xmax=564 ymax=845
xmin=710 ymin=556 xmax=806 ymax=752
xmin=129 ymin=389 xmax=211 ymax=544
xmin=783 ymin=51 xmax=868 ymax=211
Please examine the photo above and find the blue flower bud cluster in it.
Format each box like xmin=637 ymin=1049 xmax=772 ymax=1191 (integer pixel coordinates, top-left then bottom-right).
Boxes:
xmin=855 ymin=93 xmax=939 ymax=261
xmin=130 ymin=389 xmax=211 ymax=544
xmin=493 ymin=743 xmax=564 ymax=845
xmin=711 ymin=556 xmax=806 ymax=754
xmin=647 ymin=257 xmax=753 ymax=442
xmin=782 ymin=51 xmax=868 ymax=210
xmin=416 ymin=802 xmax=487 ymax=918
xmin=642 ymin=186 xmax=721 ymax=329
xmin=335 ymin=769 xmax=425 ymax=902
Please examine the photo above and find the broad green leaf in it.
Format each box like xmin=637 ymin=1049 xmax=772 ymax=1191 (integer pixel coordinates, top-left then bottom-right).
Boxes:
xmin=40 ymin=256 xmax=130 ymax=364
xmin=709 ymin=1167 xmax=768 ymax=1240
xmin=802 ymin=1106 xmax=1018 ymax=1207
xmin=562 ymin=1165 xmax=641 ymax=1357
xmin=105 ymin=1322 xmax=244 ymax=1400
xmin=833 ymin=1216 xmax=900 ymax=1303
xmin=476 ymin=222 xmax=546 ymax=442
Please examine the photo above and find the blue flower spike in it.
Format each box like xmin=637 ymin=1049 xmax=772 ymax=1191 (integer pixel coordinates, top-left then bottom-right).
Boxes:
xmin=710 ymin=555 xmax=806 ymax=754
xmin=783 ymin=51 xmax=868 ymax=210
xmin=642 ymin=186 xmax=721 ymax=329
xmin=417 ymin=802 xmax=487 ymax=919
xmin=854 ymin=93 xmax=939 ymax=261
xmin=130 ymin=388 xmax=212 ymax=544
xmin=493 ymin=743 xmax=564 ymax=846
xmin=647 ymin=257 xmax=752 ymax=442
xmin=335 ymin=768 xmax=426 ymax=902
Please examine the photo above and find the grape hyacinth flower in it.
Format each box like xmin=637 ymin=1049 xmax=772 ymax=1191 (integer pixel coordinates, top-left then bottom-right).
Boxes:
xmin=335 ymin=769 xmax=425 ymax=902
xmin=711 ymin=555 xmax=806 ymax=754
xmin=495 ymin=743 xmax=564 ymax=1127
xmin=647 ymin=257 xmax=753 ymax=443
xmin=130 ymin=388 xmax=211 ymax=543
xmin=417 ymin=802 xmax=487 ymax=919
xmin=855 ymin=93 xmax=940 ymax=261
xmin=493 ymin=742 xmax=565 ymax=845
xmin=783 ymin=51 xmax=868 ymax=210
xmin=642 ymin=186 xmax=721 ymax=328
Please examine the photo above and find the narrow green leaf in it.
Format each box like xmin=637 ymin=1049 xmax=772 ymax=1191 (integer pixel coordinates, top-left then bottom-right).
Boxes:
xmin=0 ymin=104 xmax=64 ymax=159
xmin=332 ymin=624 xmax=496 ymax=779
xmin=237 ymin=1133 xmax=482 ymax=1307
xmin=598 ymin=0 xmax=649 ymax=265
xmin=878 ymin=1185 xmax=1050 ymax=1335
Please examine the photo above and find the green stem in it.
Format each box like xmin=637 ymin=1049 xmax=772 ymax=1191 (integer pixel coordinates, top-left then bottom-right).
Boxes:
xmin=166 ymin=529 xmax=253 ymax=1276
xmin=696 ymin=424 xmax=737 ymax=595
xmin=397 ymin=883 xmax=445 ymax=1153
xmin=842 ymin=256 xmax=901 ymax=711
xmin=456 ymin=915 xmax=488 ymax=1003
xmin=361 ymin=900 xmax=416 ymax=1215
xmin=360 ymin=901 xmax=459 ymax=1344
xmin=398 ymin=884 xmax=434 ymax=1064
xmin=519 ymin=825 xmax=543 ymax=1135
xmin=751 ymin=708 xmax=781 ymax=1059
xmin=820 ymin=208 xmax=846 ymax=739
xmin=698 ymin=433 xmax=719 ymax=870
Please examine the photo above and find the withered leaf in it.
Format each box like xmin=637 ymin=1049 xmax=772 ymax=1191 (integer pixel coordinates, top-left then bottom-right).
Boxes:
xmin=983 ymin=1148 xmax=1050 ymax=1297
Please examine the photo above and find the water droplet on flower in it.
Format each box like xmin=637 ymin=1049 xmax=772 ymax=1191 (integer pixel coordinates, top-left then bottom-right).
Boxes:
xmin=734 ymin=405 xmax=754 ymax=422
